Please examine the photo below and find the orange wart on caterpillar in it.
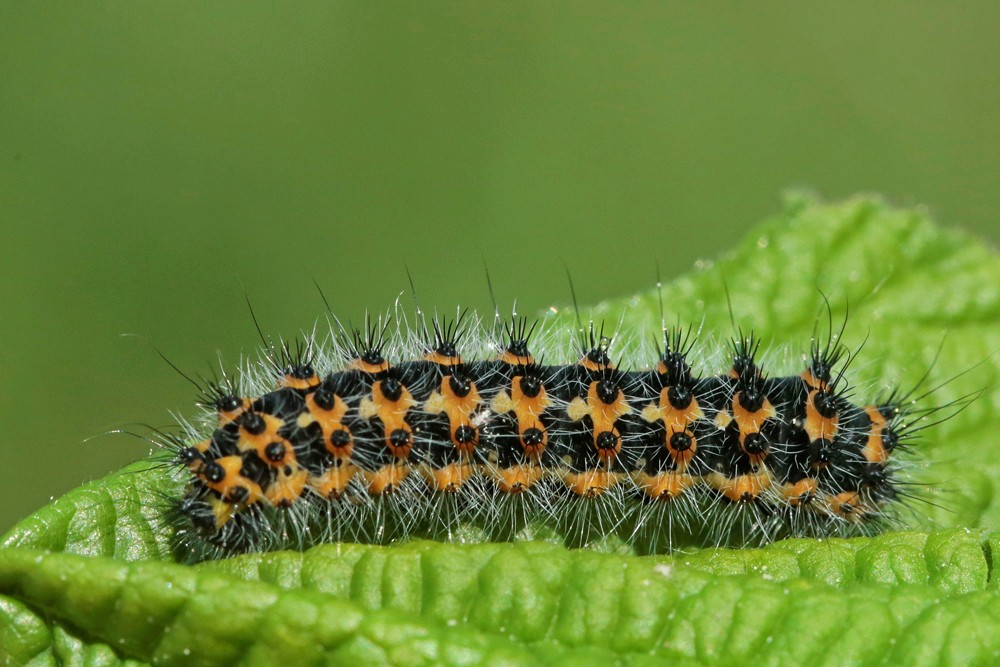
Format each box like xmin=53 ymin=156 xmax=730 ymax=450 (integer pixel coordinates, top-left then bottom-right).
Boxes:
xmin=144 ymin=284 xmax=968 ymax=564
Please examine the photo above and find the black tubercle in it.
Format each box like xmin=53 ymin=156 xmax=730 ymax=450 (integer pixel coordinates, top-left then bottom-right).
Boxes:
xmin=285 ymin=364 xmax=316 ymax=380
xmin=178 ymin=447 xmax=203 ymax=465
xmin=361 ymin=349 xmax=386 ymax=366
xmin=449 ymin=373 xmax=472 ymax=398
xmin=454 ymin=425 xmax=476 ymax=444
xmin=586 ymin=346 xmax=611 ymax=367
xmin=381 ymin=377 xmax=403 ymax=401
xmin=596 ymin=431 xmax=619 ymax=450
xmin=659 ymin=326 xmax=697 ymax=387
xmin=738 ymin=386 xmax=765 ymax=412
xmin=731 ymin=334 xmax=762 ymax=382
xmin=507 ymin=339 xmax=530 ymax=357
xmin=202 ymin=461 xmax=225 ymax=483
xmin=813 ymin=390 xmax=839 ymax=419
xmin=522 ymin=428 xmax=544 ymax=447
xmin=743 ymin=432 xmax=768 ymax=455
xmin=264 ymin=442 xmax=286 ymax=462
xmin=216 ymin=394 xmax=241 ymax=413
xmin=519 ymin=373 xmax=543 ymax=398
xmin=882 ymin=428 xmax=900 ymax=452
xmin=503 ymin=317 xmax=537 ymax=359
xmin=349 ymin=316 xmax=390 ymax=368
xmin=428 ymin=311 xmax=468 ymax=361
xmin=312 ymin=388 xmax=335 ymax=411
xmin=808 ymin=307 xmax=850 ymax=388
xmin=669 ymin=431 xmax=693 ymax=452
xmin=241 ymin=412 xmax=267 ymax=436
xmin=667 ymin=385 xmax=693 ymax=410
xmin=580 ymin=322 xmax=612 ymax=368
xmin=596 ymin=379 xmax=620 ymax=404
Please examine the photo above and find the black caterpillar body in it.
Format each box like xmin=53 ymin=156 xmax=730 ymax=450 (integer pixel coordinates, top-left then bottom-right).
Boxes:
xmin=167 ymin=312 xmax=911 ymax=560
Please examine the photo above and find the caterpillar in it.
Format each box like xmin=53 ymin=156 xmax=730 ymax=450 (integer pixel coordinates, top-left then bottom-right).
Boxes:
xmin=161 ymin=292 xmax=938 ymax=563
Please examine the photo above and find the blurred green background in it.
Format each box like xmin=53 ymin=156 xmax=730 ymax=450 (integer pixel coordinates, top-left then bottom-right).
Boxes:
xmin=1 ymin=3 xmax=998 ymax=533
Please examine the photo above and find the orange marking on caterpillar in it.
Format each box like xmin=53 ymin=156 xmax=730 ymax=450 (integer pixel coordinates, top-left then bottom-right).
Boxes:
xmin=350 ymin=358 xmax=390 ymax=374
xmin=423 ymin=375 xmax=482 ymax=455
xmin=732 ymin=393 xmax=776 ymax=433
xmin=563 ymin=469 xmax=624 ymax=497
xmin=363 ymin=380 xmax=417 ymax=459
xmin=781 ymin=478 xmax=818 ymax=507
xmin=265 ymin=464 xmax=309 ymax=507
xmin=424 ymin=350 xmax=463 ymax=367
xmin=643 ymin=391 xmax=704 ymax=470
xmin=801 ymin=369 xmax=827 ymax=391
xmin=489 ymin=464 xmax=546 ymax=493
xmin=363 ymin=463 xmax=410 ymax=495
xmin=498 ymin=349 xmax=534 ymax=366
xmin=420 ymin=461 xmax=476 ymax=492
xmin=633 ymin=471 xmax=697 ymax=500
xmin=732 ymin=392 xmax=776 ymax=463
xmin=280 ymin=370 xmax=320 ymax=390
xmin=827 ymin=490 xmax=867 ymax=521
xmin=300 ymin=392 xmax=354 ymax=459
xmin=236 ymin=413 xmax=299 ymax=468
xmin=568 ymin=381 xmax=632 ymax=461
xmin=492 ymin=376 xmax=551 ymax=459
xmin=578 ymin=356 xmax=614 ymax=372
xmin=862 ymin=405 xmax=890 ymax=464
xmin=309 ymin=463 xmax=358 ymax=499
xmin=206 ymin=495 xmax=237 ymax=529
xmin=217 ymin=398 xmax=251 ymax=427
xmin=803 ymin=389 xmax=839 ymax=443
xmin=201 ymin=455 xmax=264 ymax=506
xmin=706 ymin=470 xmax=771 ymax=502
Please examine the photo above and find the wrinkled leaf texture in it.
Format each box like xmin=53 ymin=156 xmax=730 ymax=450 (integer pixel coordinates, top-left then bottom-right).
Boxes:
xmin=3 ymin=194 xmax=999 ymax=666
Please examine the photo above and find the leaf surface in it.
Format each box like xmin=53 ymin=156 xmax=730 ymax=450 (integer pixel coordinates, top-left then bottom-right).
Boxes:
xmin=3 ymin=194 xmax=998 ymax=665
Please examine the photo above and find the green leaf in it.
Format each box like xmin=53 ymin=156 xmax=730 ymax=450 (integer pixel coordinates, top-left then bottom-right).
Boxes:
xmin=1 ymin=537 xmax=998 ymax=666
xmin=0 ymin=548 xmax=621 ymax=667
xmin=1 ymin=461 xmax=179 ymax=562
xmin=2 ymin=194 xmax=999 ymax=665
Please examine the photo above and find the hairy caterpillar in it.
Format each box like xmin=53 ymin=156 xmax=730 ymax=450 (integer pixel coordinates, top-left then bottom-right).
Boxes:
xmin=151 ymin=283 xmax=958 ymax=564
